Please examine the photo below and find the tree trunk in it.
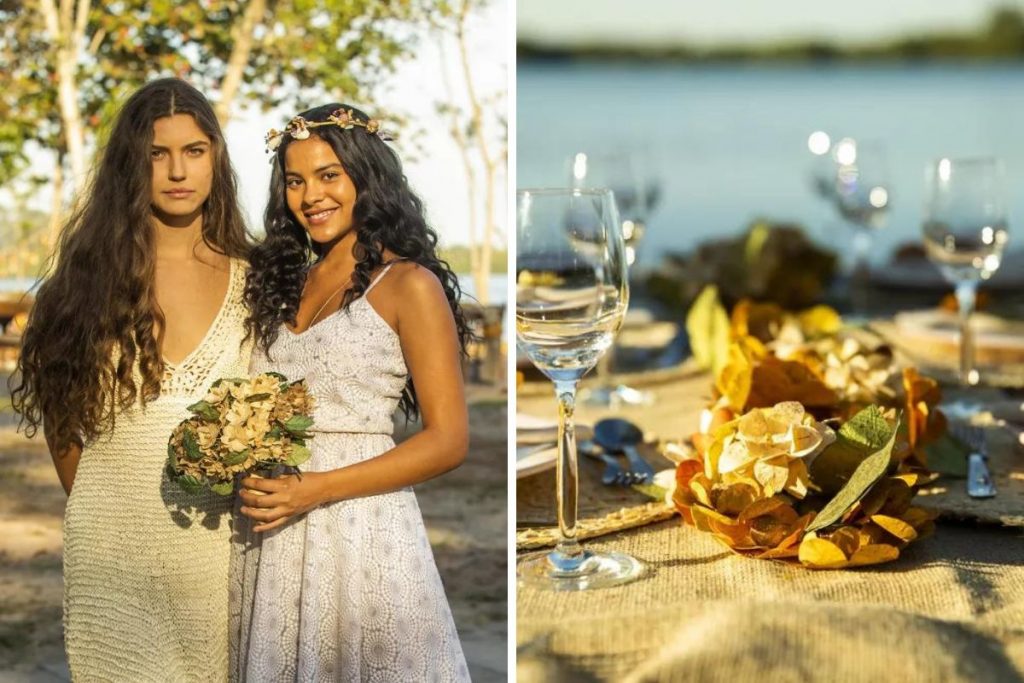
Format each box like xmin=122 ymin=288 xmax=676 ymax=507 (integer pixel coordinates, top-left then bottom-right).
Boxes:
xmin=437 ymin=34 xmax=482 ymax=300
xmin=48 ymin=154 xmax=65 ymax=248
xmin=455 ymin=0 xmax=496 ymax=306
xmin=215 ymin=0 xmax=267 ymax=126
xmin=39 ymin=0 xmax=89 ymax=198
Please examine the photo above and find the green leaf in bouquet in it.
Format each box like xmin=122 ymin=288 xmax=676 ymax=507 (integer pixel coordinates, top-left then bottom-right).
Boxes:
xmin=182 ymin=429 xmax=203 ymax=462
xmin=284 ymin=415 xmax=314 ymax=434
xmin=246 ymin=393 xmax=273 ymax=402
xmin=267 ymin=426 xmax=283 ymax=440
xmin=285 ymin=443 xmax=311 ymax=467
xmin=176 ymin=474 xmax=204 ymax=495
xmin=209 ymin=481 xmax=234 ymax=496
xmin=222 ymin=449 xmax=250 ymax=467
xmin=685 ymin=285 xmax=731 ymax=377
xmin=167 ymin=440 xmax=176 ymax=463
xmin=186 ymin=400 xmax=220 ymax=421
xmin=807 ymin=410 xmax=900 ymax=532
xmin=263 ymin=371 xmax=287 ymax=381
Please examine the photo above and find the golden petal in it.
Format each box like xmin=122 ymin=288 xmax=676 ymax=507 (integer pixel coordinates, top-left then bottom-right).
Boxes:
xmin=799 ymin=536 xmax=849 ymax=568
xmin=849 ymin=544 xmax=900 ymax=566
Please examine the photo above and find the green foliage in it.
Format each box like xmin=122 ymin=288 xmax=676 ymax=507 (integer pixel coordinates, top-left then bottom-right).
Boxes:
xmin=0 ymin=0 xmax=435 ymax=188
xmin=518 ymin=7 xmax=1024 ymax=63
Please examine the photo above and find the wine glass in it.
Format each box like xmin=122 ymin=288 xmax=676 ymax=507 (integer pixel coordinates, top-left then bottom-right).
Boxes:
xmin=832 ymin=139 xmax=891 ymax=277
xmin=569 ymin=151 xmax=654 ymax=406
xmin=923 ymin=157 xmax=1010 ymax=386
xmin=516 ymin=187 xmax=645 ymax=591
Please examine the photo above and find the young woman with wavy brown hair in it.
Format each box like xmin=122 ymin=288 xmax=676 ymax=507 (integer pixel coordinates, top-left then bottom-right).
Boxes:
xmin=230 ymin=103 xmax=471 ymax=681
xmin=12 ymin=78 xmax=253 ymax=680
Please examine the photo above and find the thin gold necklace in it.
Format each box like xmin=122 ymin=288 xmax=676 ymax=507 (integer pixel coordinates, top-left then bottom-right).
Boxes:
xmin=307 ymin=274 xmax=353 ymax=327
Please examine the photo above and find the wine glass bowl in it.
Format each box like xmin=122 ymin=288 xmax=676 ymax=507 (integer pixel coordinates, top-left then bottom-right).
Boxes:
xmin=922 ymin=157 xmax=1010 ymax=386
xmin=516 ymin=187 xmax=646 ymax=591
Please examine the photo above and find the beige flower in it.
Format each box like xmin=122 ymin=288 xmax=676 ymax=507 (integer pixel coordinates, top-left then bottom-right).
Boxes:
xmin=221 ymin=422 xmax=249 ymax=453
xmin=710 ymin=402 xmax=834 ymax=499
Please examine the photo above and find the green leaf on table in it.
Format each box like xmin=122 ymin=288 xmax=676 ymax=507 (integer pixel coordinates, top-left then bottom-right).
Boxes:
xmin=285 ymin=443 xmax=311 ymax=467
xmin=209 ymin=481 xmax=234 ymax=496
xmin=632 ymin=483 xmax=669 ymax=502
xmin=810 ymin=406 xmax=895 ymax=496
xmin=186 ymin=400 xmax=220 ymax=421
xmin=924 ymin=431 xmax=969 ymax=478
xmin=686 ymin=285 xmax=731 ymax=376
xmin=182 ymin=429 xmax=203 ymax=462
xmin=284 ymin=415 xmax=314 ymax=435
xmin=807 ymin=409 xmax=900 ymax=532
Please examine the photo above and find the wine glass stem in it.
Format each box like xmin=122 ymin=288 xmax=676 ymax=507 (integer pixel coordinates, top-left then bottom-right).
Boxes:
xmin=553 ymin=379 xmax=584 ymax=569
xmin=955 ymin=281 xmax=978 ymax=385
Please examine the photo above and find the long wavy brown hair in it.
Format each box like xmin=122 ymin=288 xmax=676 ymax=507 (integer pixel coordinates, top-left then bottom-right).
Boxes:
xmin=11 ymin=78 xmax=251 ymax=452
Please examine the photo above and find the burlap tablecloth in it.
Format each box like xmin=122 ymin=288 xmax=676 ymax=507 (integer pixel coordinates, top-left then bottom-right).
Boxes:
xmin=517 ymin=372 xmax=1024 ymax=682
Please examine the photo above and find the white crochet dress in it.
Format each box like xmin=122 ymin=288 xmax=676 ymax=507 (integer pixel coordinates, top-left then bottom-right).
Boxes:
xmin=229 ymin=263 xmax=470 ymax=682
xmin=63 ymin=259 xmax=252 ymax=682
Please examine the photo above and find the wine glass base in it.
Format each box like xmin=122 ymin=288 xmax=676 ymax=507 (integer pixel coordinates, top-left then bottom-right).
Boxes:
xmin=517 ymin=549 xmax=646 ymax=591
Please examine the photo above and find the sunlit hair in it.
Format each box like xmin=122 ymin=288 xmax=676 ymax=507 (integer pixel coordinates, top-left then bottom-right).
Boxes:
xmin=12 ymin=78 xmax=251 ymax=451
xmin=244 ymin=103 xmax=472 ymax=420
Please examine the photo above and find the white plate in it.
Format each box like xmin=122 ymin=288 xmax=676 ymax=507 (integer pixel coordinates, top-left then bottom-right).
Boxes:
xmin=894 ymin=310 xmax=1024 ymax=350
xmin=516 ymin=443 xmax=557 ymax=479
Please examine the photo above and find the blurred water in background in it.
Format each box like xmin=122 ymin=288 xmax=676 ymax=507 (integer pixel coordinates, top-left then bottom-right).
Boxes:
xmin=518 ymin=61 xmax=1024 ymax=269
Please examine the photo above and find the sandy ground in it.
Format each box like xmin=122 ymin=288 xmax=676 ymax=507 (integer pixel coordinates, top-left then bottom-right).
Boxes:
xmin=0 ymin=383 xmax=508 ymax=682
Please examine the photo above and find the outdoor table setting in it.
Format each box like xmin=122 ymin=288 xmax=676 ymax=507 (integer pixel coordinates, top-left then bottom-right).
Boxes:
xmin=515 ymin=147 xmax=1024 ymax=681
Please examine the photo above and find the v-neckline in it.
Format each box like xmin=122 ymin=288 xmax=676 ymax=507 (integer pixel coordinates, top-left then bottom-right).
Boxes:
xmin=283 ymin=295 xmax=359 ymax=339
xmin=162 ymin=258 xmax=236 ymax=369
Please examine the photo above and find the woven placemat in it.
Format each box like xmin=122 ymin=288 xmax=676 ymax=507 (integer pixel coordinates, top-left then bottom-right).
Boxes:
xmin=516 ymin=501 xmax=676 ymax=550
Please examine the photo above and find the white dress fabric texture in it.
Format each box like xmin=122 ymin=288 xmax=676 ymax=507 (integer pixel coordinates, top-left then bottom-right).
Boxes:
xmin=229 ymin=265 xmax=470 ymax=683
xmin=63 ymin=259 xmax=252 ymax=682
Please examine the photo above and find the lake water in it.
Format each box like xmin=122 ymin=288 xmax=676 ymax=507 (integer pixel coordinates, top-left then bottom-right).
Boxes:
xmin=518 ymin=62 xmax=1024 ymax=268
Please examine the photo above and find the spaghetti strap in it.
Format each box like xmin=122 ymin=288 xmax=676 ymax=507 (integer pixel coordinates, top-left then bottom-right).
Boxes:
xmin=364 ymin=260 xmax=404 ymax=295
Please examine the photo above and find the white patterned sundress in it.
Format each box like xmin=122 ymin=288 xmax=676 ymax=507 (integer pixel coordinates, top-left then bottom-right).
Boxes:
xmin=228 ymin=262 xmax=470 ymax=682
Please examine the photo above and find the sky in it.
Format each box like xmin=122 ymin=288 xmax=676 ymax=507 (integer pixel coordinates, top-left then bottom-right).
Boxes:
xmin=518 ymin=0 xmax=1024 ymax=47
xmin=7 ymin=0 xmax=508 ymax=251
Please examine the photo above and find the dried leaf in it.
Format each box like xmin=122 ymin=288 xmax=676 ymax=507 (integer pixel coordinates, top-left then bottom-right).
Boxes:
xmin=870 ymin=514 xmax=918 ymax=544
xmin=750 ymin=516 xmax=790 ymax=547
xmin=738 ymin=496 xmax=789 ymax=522
xmin=849 ymin=544 xmax=900 ymax=566
xmin=799 ymin=536 xmax=849 ymax=568
xmin=715 ymin=482 xmax=759 ymax=516
xmin=686 ymin=285 xmax=732 ymax=376
xmin=826 ymin=526 xmax=861 ymax=558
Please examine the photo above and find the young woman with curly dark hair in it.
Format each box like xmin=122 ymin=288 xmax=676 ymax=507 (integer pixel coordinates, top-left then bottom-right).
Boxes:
xmin=11 ymin=78 xmax=253 ymax=680
xmin=231 ymin=104 xmax=471 ymax=680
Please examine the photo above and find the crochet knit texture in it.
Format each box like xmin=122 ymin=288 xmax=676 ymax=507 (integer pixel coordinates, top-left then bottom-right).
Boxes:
xmin=63 ymin=259 xmax=252 ymax=682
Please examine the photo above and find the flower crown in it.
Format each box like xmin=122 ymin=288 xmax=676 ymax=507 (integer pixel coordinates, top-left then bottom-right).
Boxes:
xmin=264 ymin=108 xmax=393 ymax=154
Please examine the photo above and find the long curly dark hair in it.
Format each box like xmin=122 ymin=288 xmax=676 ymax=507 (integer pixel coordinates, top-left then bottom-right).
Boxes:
xmin=11 ymin=78 xmax=251 ymax=452
xmin=244 ymin=103 xmax=471 ymax=420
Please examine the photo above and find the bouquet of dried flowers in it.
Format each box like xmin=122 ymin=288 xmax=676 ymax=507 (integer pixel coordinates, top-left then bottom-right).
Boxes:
xmin=167 ymin=372 xmax=315 ymax=495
